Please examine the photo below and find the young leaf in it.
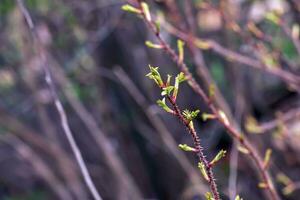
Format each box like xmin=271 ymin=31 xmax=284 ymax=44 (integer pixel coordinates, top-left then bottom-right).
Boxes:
xmin=292 ymin=24 xmax=300 ymax=39
xmin=258 ymin=182 xmax=268 ymax=189
xmin=161 ymin=86 xmax=174 ymax=96
xmin=235 ymin=195 xmax=243 ymax=200
xmin=205 ymin=192 xmax=214 ymax=200
xmin=283 ymin=184 xmax=296 ymax=196
xmin=210 ymin=149 xmax=226 ymax=166
xmin=172 ymin=72 xmax=186 ymax=99
xmin=121 ymin=4 xmax=141 ymax=14
xmin=237 ymin=145 xmax=249 ymax=154
xmin=198 ymin=162 xmax=209 ymax=181
xmin=145 ymin=40 xmax=163 ymax=49
xmin=183 ymin=109 xmax=200 ymax=122
xmin=209 ymin=84 xmax=215 ymax=99
xmin=263 ymin=148 xmax=272 ymax=169
xmin=195 ymin=38 xmax=211 ymax=49
xmin=218 ymin=110 xmax=230 ymax=126
xmin=245 ymin=116 xmax=263 ymax=134
xmin=146 ymin=65 xmax=163 ymax=87
xmin=177 ymin=39 xmax=185 ymax=63
xmin=265 ymin=11 xmax=280 ymax=25
xmin=178 ymin=144 xmax=196 ymax=152
xmin=202 ymin=113 xmax=216 ymax=121
xmin=141 ymin=2 xmax=151 ymax=21
xmin=157 ymin=98 xmax=174 ymax=114
xmin=166 ymin=74 xmax=172 ymax=86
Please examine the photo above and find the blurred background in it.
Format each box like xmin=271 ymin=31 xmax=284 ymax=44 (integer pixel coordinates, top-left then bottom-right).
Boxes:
xmin=0 ymin=0 xmax=300 ymax=199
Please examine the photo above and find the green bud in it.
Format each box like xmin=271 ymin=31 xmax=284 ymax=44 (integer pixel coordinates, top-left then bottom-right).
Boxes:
xmin=177 ymin=39 xmax=185 ymax=63
xmin=172 ymin=72 xmax=186 ymax=99
xmin=121 ymin=4 xmax=141 ymax=14
xmin=205 ymin=192 xmax=214 ymax=200
xmin=198 ymin=162 xmax=209 ymax=181
xmin=183 ymin=109 xmax=200 ymax=122
xmin=146 ymin=65 xmax=163 ymax=87
xmin=237 ymin=145 xmax=249 ymax=154
xmin=166 ymin=74 xmax=172 ymax=86
xmin=145 ymin=40 xmax=163 ymax=49
xmin=141 ymin=2 xmax=151 ymax=21
xmin=202 ymin=113 xmax=216 ymax=121
xmin=245 ymin=116 xmax=263 ymax=134
xmin=161 ymin=86 xmax=174 ymax=96
xmin=178 ymin=144 xmax=196 ymax=152
xmin=263 ymin=148 xmax=272 ymax=169
xmin=210 ymin=149 xmax=226 ymax=166
xmin=157 ymin=98 xmax=174 ymax=114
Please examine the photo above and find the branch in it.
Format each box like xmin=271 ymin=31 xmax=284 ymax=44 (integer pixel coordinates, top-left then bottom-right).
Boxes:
xmin=16 ymin=1 xmax=102 ymax=200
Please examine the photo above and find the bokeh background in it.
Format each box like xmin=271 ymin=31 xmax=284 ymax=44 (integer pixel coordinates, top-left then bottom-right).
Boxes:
xmin=0 ymin=0 xmax=300 ymax=199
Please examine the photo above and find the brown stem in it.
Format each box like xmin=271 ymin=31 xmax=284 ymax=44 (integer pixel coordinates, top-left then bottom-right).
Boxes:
xmin=135 ymin=1 xmax=280 ymax=199
xmin=166 ymin=96 xmax=220 ymax=200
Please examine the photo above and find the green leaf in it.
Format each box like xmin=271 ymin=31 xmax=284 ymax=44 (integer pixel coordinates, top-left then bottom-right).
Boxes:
xmin=263 ymin=148 xmax=272 ymax=169
xmin=145 ymin=40 xmax=163 ymax=49
xmin=177 ymin=39 xmax=185 ymax=63
xmin=202 ymin=113 xmax=216 ymax=121
xmin=166 ymin=74 xmax=172 ymax=86
xmin=183 ymin=109 xmax=200 ymax=121
xmin=141 ymin=2 xmax=151 ymax=21
xmin=210 ymin=149 xmax=226 ymax=166
xmin=121 ymin=4 xmax=141 ymax=14
xmin=265 ymin=11 xmax=280 ymax=24
xmin=205 ymin=192 xmax=214 ymax=200
xmin=198 ymin=162 xmax=209 ymax=181
xmin=172 ymin=72 xmax=186 ymax=99
xmin=218 ymin=110 xmax=230 ymax=126
xmin=161 ymin=86 xmax=174 ymax=96
xmin=178 ymin=144 xmax=196 ymax=152
xmin=157 ymin=98 xmax=174 ymax=113
xmin=245 ymin=116 xmax=263 ymax=134
xmin=237 ymin=145 xmax=249 ymax=154
xmin=146 ymin=65 xmax=163 ymax=86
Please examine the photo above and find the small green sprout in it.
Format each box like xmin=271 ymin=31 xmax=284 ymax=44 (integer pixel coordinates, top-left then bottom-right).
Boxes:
xmin=195 ymin=38 xmax=211 ymax=49
xmin=209 ymin=84 xmax=215 ymax=99
xmin=177 ymin=39 xmax=185 ymax=63
xmin=245 ymin=116 xmax=263 ymax=134
xmin=173 ymin=72 xmax=186 ymax=99
xmin=205 ymin=192 xmax=214 ymax=200
xmin=141 ymin=2 xmax=151 ymax=21
xmin=218 ymin=110 xmax=229 ymax=126
xmin=183 ymin=109 xmax=200 ymax=122
xmin=145 ymin=40 xmax=163 ymax=49
xmin=121 ymin=4 xmax=141 ymax=14
xmin=161 ymin=86 xmax=174 ymax=96
xmin=235 ymin=195 xmax=243 ymax=200
xmin=237 ymin=145 xmax=249 ymax=154
xmin=198 ymin=162 xmax=209 ymax=181
xmin=258 ymin=182 xmax=268 ymax=189
xmin=202 ymin=113 xmax=216 ymax=121
xmin=263 ymin=148 xmax=272 ymax=169
xmin=146 ymin=65 xmax=163 ymax=87
xmin=178 ymin=144 xmax=196 ymax=152
xmin=265 ymin=11 xmax=281 ymax=25
xmin=157 ymin=98 xmax=174 ymax=114
xmin=210 ymin=150 xmax=226 ymax=166
xmin=166 ymin=74 xmax=172 ymax=86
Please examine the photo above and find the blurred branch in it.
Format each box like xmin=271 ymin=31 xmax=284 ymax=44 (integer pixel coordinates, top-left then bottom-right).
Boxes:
xmin=16 ymin=1 xmax=102 ymax=199
xmin=0 ymin=134 xmax=73 ymax=200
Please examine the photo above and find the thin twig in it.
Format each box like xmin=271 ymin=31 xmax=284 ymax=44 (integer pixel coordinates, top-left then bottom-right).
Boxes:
xmin=133 ymin=2 xmax=280 ymax=199
xmin=16 ymin=1 xmax=102 ymax=200
xmin=166 ymin=95 xmax=220 ymax=200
